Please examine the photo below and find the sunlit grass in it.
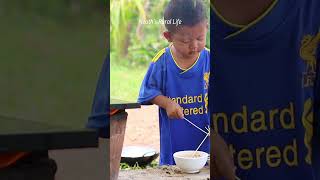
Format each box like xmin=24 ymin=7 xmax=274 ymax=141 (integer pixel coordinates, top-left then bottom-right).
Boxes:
xmin=110 ymin=61 xmax=148 ymax=102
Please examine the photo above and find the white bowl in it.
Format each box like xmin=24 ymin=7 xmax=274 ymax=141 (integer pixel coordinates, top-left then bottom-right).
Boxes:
xmin=173 ymin=150 xmax=208 ymax=173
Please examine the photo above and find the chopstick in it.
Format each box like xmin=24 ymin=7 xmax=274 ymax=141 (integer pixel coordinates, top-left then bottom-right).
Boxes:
xmin=183 ymin=117 xmax=208 ymax=135
xmin=183 ymin=117 xmax=211 ymax=157
xmin=192 ymin=130 xmax=210 ymax=157
xmin=205 ymin=126 xmax=210 ymax=136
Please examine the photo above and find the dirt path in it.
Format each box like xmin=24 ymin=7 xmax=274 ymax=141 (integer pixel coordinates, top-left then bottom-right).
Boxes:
xmin=123 ymin=105 xmax=160 ymax=152
xmin=119 ymin=166 xmax=210 ymax=180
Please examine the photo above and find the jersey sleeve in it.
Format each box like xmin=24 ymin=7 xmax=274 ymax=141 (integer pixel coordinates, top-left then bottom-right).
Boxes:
xmin=138 ymin=50 xmax=166 ymax=105
xmin=86 ymin=57 xmax=109 ymax=138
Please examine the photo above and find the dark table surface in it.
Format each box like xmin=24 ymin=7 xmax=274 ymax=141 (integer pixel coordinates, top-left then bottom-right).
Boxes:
xmin=0 ymin=115 xmax=98 ymax=152
xmin=110 ymin=99 xmax=141 ymax=110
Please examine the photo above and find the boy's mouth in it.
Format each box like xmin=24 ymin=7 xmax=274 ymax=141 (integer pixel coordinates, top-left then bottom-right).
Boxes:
xmin=189 ymin=51 xmax=198 ymax=55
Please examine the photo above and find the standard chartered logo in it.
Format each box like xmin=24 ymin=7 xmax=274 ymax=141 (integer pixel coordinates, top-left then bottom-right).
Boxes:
xmin=212 ymin=103 xmax=297 ymax=169
xmin=212 ymin=103 xmax=295 ymax=134
xmin=169 ymin=94 xmax=208 ymax=115
xmin=212 ymin=101 xmax=314 ymax=170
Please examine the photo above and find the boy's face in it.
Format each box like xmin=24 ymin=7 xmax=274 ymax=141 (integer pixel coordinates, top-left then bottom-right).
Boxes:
xmin=164 ymin=21 xmax=208 ymax=59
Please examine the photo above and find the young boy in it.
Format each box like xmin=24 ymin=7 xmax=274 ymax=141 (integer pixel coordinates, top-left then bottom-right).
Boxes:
xmin=138 ymin=0 xmax=210 ymax=165
xmin=210 ymin=0 xmax=320 ymax=179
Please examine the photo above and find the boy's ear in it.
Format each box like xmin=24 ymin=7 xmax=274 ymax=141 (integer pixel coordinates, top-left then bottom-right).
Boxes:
xmin=163 ymin=31 xmax=173 ymax=42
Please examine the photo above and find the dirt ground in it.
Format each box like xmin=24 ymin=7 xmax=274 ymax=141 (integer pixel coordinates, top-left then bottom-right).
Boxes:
xmin=123 ymin=105 xmax=160 ymax=153
xmin=119 ymin=166 xmax=210 ymax=180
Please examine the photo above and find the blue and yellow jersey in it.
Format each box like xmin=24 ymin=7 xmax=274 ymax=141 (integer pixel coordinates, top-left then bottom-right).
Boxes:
xmin=86 ymin=57 xmax=109 ymax=138
xmin=138 ymin=46 xmax=210 ymax=165
xmin=210 ymin=0 xmax=320 ymax=179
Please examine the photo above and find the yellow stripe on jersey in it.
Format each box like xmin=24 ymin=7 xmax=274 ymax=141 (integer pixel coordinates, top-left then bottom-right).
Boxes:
xmin=152 ymin=48 xmax=166 ymax=62
xmin=211 ymin=1 xmax=246 ymax=28
xmin=225 ymin=0 xmax=278 ymax=39
xmin=169 ymin=46 xmax=187 ymax=71
xmin=180 ymin=52 xmax=201 ymax=74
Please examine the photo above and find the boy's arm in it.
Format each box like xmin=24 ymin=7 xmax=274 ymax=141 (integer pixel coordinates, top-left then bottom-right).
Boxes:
xmin=87 ymin=57 xmax=109 ymax=138
xmin=151 ymin=95 xmax=184 ymax=119
xmin=138 ymin=50 xmax=183 ymax=119
xmin=137 ymin=53 xmax=164 ymax=105
xmin=211 ymin=132 xmax=236 ymax=180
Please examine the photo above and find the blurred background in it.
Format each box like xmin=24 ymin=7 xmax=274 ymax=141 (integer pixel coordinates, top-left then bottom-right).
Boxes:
xmin=0 ymin=0 xmax=106 ymax=128
xmin=110 ymin=0 xmax=210 ymax=101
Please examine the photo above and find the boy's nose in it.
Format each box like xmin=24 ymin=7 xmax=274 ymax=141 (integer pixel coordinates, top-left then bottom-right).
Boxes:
xmin=190 ymin=41 xmax=197 ymax=51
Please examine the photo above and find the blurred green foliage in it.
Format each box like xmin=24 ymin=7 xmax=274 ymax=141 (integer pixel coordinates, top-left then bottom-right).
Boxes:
xmin=0 ymin=1 xmax=106 ymax=127
xmin=0 ymin=0 xmax=105 ymax=17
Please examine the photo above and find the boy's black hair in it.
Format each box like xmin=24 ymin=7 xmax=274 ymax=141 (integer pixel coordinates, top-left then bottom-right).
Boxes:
xmin=164 ymin=0 xmax=207 ymax=33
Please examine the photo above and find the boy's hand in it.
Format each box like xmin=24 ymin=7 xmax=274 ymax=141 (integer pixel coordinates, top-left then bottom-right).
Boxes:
xmin=151 ymin=95 xmax=184 ymax=119
xmin=211 ymin=132 xmax=236 ymax=180
xmin=164 ymin=100 xmax=184 ymax=119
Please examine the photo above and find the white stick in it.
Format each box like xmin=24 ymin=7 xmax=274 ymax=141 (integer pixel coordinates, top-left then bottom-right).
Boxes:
xmin=205 ymin=126 xmax=210 ymax=136
xmin=192 ymin=131 xmax=209 ymax=157
xmin=183 ymin=117 xmax=208 ymax=135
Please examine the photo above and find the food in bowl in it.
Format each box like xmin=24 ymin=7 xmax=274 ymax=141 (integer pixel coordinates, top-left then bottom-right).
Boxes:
xmin=179 ymin=152 xmax=201 ymax=158
xmin=173 ymin=150 xmax=208 ymax=173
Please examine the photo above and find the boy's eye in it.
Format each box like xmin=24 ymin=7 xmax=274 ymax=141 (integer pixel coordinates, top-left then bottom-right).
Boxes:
xmin=181 ymin=40 xmax=190 ymax=43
